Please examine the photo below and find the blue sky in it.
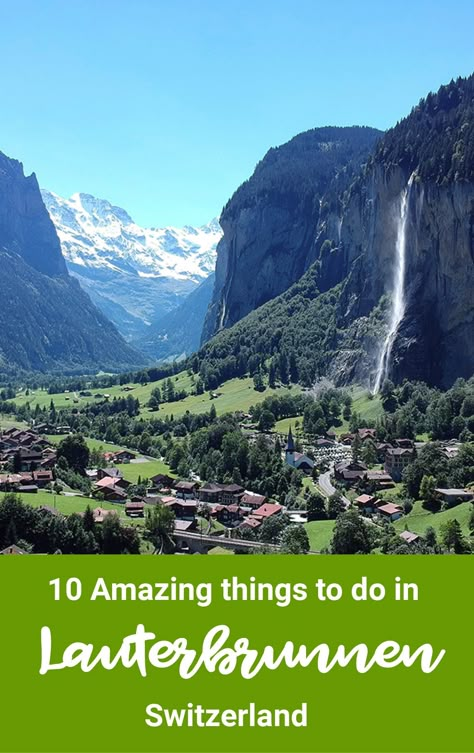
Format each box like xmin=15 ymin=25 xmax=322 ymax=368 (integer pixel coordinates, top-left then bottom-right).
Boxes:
xmin=0 ymin=0 xmax=473 ymax=227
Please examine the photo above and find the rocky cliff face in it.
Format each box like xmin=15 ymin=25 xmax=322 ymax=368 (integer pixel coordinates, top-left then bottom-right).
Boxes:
xmin=0 ymin=153 xmax=67 ymax=277
xmin=202 ymin=126 xmax=382 ymax=342
xmin=200 ymin=76 xmax=474 ymax=389
xmin=0 ymin=151 xmax=144 ymax=372
xmin=322 ymin=164 xmax=474 ymax=386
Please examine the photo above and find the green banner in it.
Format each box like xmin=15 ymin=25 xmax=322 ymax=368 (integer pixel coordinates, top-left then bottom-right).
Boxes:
xmin=0 ymin=556 xmax=472 ymax=753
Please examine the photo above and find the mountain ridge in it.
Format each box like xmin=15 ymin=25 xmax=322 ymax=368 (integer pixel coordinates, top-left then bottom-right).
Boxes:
xmin=197 ymin=76 xmax=474 ymax=389
xmin=0 ymin=150 xmax=144 ymax=373
xmin=41 ymin=189 xmax=222 ymax=343
xmin=201 ymin=125 xmax=383 ymax=342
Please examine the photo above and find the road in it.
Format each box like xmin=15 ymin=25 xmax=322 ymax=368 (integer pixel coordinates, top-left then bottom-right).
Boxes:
xmin=318 ymin=467 xmax=351 ymax=509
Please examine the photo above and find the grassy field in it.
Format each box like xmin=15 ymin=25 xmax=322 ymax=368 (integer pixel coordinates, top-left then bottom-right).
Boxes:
xmin=10 ymin=378 xmax=381 ymax=434
xmin=393 ymin=500 xmax=472 ymax=537
xmin=330 ymin=386 xmax=384 ymax=435
xmin=274 ymin=416 xmax=304 ymax=435
xmin=151 ymin=377 xmax=300 ymax=420
xmin=0 ymin=489 xmax=117 ymax=515
xmin=83 ymin=437 xmax=128 ymax=453
xmin=304 ymin=520 xmax=335 ymax=552
xmin=119 ymin=458 xmax=175 ymax=484
xmin=378 ymin=482 xmax=404 ymax=499
xmin=274 ymin=385 xmax=384 ymax=438
xmin=44 ymin=436 xmax=127 ymax=454
xmin=12 ymin=372 xmax=195 ymax=411
xmin=0 ymin=490 xmax=155 ymax=529
xmin=0 ymin=415 xmax=28 ymax=431
xmin=12 ymin=372 xmax=300 ymax=423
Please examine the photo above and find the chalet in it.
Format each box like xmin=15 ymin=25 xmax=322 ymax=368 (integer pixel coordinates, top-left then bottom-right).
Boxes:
xmin=145 ymin=494 xmax=162 ymax=505
xmin=40 ymin=453 xmax=57 ymax=470
xmin=340 ymin=433 xmax=355 ymax=446
xmin=39 ymin=505 xmax=61 ymax=517
xmin=0 ymin=437 xmax=16 ymax=450
xmin=239 ymin=516 xmax=262 ymax=531
xmin=365 ymin=470 xmax=394 ymax=489
xmin=15 ymin=448 xmax=43 ymax=471
xmin=2 ymin=427 xmax=18 ymax=437
xmin=375 ymin=502 xmax=403 ymax=522
xmin=358 ymin=428 xmax=376 ymax=441
xmin=32 ymin=422 xmax=48 ymax=434
xmin=0 ymin=544 xmax=30 ymax=555
xmin=125 ymin=499 xmax=145 ymax=518
xmin=49 ymin=425 xmax=71 ymax=435
xmin=103 ymin=485 xmax=128 ymax=503
xmin=32 ymin=470 xmax=54 ymax=487
xmin=113 ymin=450 xmax=136 ymax=463
xmin=164 ymin=498 xmax=197 ymax=520
xmin=354 ymin=494 xmax=377 ymax=513
xmin=334 ymin=460 xmax=367 ymax=485
xmin=399 ymin=530 xmax=420 ymax=545
xmin=220 ymin=484 xmax=245 ymax=505
xmin=95 ymin=476 xmax=122 ymax=490
xmin=395 ymin=438 xmax=415 ymax=449
xmin=443 ymin=446 xmax=460 ymax=460
xmin=384 ymin=448 xmax=415 ymax=481
xmin=434 ymin=488 xmax=473 ymax=507
xmin=97 ymin=467 xmax=123 ymax=481
xmin=240 ymin=491 xmax=267 ymax=509
xmin=174 ymin=519 xmax=197 ymax=533
xmin=14 ymin=432 xmax=35 ymax=447
xmin=375 ymin=443 xmax=393 ymax=462
xmin=214 ymin=504 xmax=243 ymax=526
xmin=0 ymin=473 xmax=23 ymax=490
xmin=94 ymin=477 xmax=128 ymax=502
xmin=175 ymin=481 xmax=199 ymax=500
xmin=252 ymin=502 xmax=283 ymax=520
xmin=198 ymin=482 xmax=223 ymax=504
xmin=149 ymin=473 xmax=176 ymax=491
xmin=315 ymin=438 xmax=335 ymax=449
xmin=17 ymin=484 xmax=38 ymax=494
xmin=96 ymin=470 xmax=130 ymax=490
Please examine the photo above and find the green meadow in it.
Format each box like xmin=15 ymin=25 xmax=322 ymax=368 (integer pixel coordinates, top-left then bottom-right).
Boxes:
xmin=119 ymin=459 xmax=175 ymax=484
xmin=0 ymin=490 xmax=115 ymax=516
xmin=275 ymin=385 xmax=384 ymax=437
xmin=304 ymin=519 xmax=336 ymax=552
xmin=393 ymin=499 xmax=472 ymax=537
xmin=13 ymin=373 xmax=300 ymax=422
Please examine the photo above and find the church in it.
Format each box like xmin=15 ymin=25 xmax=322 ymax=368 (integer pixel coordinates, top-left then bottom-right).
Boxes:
xmin=284 ymin=427 xmax=314 ymax=472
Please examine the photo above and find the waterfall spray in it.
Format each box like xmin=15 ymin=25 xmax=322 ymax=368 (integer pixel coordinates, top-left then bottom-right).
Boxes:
xmin=372 ymin=174 xmax=415 ymax=394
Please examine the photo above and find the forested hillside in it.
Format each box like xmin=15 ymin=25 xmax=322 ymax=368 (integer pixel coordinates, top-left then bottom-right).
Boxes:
xmin=0 ymin=150 xmax=144 ymax=373
xmin=199 ymin=75 xmax=474 ymax=390
xmin=202 ymin=126 xmax=382 ymax=341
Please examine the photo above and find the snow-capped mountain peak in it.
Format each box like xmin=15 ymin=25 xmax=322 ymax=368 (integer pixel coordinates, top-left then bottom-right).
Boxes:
xmin=41 ymin=189 xmax=221 ymax=282
xmin=40 ymin=188 xmax=222 ymax=346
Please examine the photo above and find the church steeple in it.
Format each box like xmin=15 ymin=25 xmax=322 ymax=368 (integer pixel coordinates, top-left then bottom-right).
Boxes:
xmin=285 ymin=426 xmax=295 ymax=453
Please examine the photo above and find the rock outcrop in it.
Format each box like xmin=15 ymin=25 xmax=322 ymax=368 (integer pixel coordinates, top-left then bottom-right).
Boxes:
xmin=0 ymin=153 xmax=67 ymax=277
xmin=199 ymin=75 xmax=474 ymax=388
xmin=0 ymin=151 xmax=145 ymax=372
xmin=201 ymin=126 xmax=382 ymax=342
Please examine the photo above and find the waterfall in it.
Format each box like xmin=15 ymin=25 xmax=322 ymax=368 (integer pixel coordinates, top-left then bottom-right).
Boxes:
xmin=372 ymin=174 xmax=415 ymax=394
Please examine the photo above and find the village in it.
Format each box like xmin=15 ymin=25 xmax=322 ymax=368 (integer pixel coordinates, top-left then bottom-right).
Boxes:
xmin=0 ymin=414 xmax=472 ymax=555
